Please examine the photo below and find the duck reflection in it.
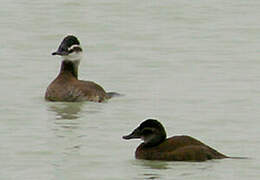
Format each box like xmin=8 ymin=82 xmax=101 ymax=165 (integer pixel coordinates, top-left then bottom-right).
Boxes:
xmin=48 ymin=102 xmax=84 ymax=120
xmin=132 ymin=160 xmax=169 ymax=180
xmin=143 ymin=175 xmax=160 ymax=180
xmin=135 ymin=159 xmax=170 ymax=170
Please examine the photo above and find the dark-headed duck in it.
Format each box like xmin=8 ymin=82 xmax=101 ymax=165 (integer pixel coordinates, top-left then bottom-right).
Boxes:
xmin=45 ymin=35 xmax=119 ymax=102
xmin=123 ymin=119 xmax=228 ymax=161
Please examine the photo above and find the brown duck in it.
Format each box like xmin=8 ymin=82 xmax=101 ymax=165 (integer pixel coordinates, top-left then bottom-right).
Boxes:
xmin=45 ymin=35 xmax=119 ymax=102
xmin=123 ymin=119 xmax=229 ymax=161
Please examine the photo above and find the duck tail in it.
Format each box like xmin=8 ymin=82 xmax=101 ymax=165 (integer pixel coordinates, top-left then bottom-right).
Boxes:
xmin=227 ymin=156 xmax=249 ymax=160
xmin=106 ymin=92 xmax=123 ymax=98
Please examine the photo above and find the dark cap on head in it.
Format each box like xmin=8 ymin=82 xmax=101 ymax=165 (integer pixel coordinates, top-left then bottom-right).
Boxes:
xmin=52 ymin=35 xmax=81 ymax=56
xmin=123 ymin=119 xmax=167 ymax=146
xmin=139 ymin=119 xmax=164 ymax=129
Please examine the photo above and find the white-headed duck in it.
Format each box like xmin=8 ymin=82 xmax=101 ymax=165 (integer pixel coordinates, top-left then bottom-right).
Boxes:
xmin=45 ymin=35 xmax=119 ymax=102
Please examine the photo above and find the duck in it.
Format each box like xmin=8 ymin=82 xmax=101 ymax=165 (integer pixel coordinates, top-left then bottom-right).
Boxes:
xmin=123 ymin=119 xmax=228 ymax=161
xmin=45 ymin=35 xmax=119 ymax=102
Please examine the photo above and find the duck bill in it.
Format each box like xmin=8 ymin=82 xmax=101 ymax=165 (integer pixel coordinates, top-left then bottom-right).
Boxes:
xmin=52 ymin=50 xmax=69 ymax=56
xmin=123 ymin=128 xmax=141 ymax=140
xmin=52 ymin=42 xmax=70 ymax=56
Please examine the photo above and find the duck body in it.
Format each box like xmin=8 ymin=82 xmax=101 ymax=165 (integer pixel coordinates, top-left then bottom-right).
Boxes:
xmin=123 ymin=119 xmax=228 ymax=162
xmin=45 ymin=35 xmax=119 ymax=102
xmin=45 ymin=69 xmax=109 ymax=102
xmin=135 ymin=135 xmax=227 ymax=161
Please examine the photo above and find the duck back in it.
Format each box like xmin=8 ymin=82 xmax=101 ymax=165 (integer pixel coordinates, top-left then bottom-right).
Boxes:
xmin=135 ymin=135 xmax=227 ymax=161
xmin=45 ymin=72 xmax=109 ymax=102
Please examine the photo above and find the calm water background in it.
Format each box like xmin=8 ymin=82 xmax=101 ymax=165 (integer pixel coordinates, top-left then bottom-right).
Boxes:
xmin=0 ymin=0 xmax=260 ymax=179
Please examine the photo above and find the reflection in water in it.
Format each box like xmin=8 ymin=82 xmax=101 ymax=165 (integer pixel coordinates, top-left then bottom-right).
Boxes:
xmin=46 ymin=103 xmax=85 ymax=170
xmin=134 ymin=159 xmax=170 ymax=170
xmin=143 ymin=174 xmax=161 ymax=180
xmin=47 ymin=102 xmax=84 ymax=120
xmin=47 ymin=101 xmax=103 ymax=120
xmin=64 ymin=145 xmax=81 ymax=155
xmin=132 ymin=159 xmax=170 ymax=180
xmin=133 ymin=159 xmax=217 ymax=179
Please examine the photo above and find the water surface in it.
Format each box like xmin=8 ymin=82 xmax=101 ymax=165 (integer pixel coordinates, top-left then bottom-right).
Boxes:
xmin=0 ymin=0 xmax=260 ymax=179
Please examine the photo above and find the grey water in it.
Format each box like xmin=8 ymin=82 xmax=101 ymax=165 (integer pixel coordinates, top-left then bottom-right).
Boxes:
xmin=0 ymin=0 xmax=260 ymax=179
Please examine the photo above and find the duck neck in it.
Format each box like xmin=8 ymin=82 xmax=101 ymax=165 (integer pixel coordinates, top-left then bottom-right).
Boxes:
xmin=144 ymin=131 xmax=166 ymax=147
xmin=60 ymin=60 xmax=80 ymax=79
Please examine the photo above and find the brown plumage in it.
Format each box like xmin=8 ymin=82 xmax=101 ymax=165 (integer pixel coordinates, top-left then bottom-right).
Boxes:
xmin=45 ymin=35 xmax=119 ymax=102
xmin=123 ymin=119 xmax=228 ymax=161
xmin=45 ymin=61 xmax=110 ymax=102
xmin=135 ymin=135 xmax=227 ymax=161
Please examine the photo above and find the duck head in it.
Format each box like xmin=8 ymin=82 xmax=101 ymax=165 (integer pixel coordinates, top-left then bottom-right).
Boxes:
xmin=52 ymin=35 xmax=83 ymax=62
xmin=123 ymin=119 xmax=167 ymax=147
